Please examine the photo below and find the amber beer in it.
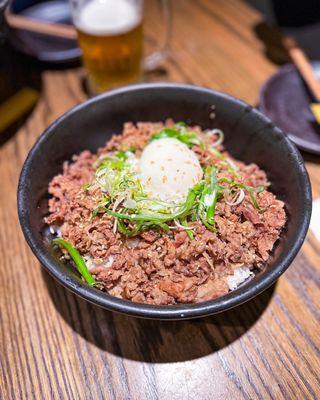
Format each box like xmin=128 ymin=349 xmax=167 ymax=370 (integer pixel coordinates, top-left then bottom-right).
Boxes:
xmin=75 ymin=0 xmax=143 ymax=93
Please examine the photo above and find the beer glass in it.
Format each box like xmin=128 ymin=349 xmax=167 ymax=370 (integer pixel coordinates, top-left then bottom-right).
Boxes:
xmin=70 ymin=0 xmax=171 ymax=93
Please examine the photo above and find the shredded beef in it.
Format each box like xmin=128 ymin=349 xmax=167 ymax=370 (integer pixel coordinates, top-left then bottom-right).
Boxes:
xmin=46 ymin=122 xmax=286 ymax=305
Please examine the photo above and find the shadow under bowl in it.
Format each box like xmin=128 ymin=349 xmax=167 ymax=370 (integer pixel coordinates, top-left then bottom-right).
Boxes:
xmin=17 ymin=83 xmax=312 ymax=320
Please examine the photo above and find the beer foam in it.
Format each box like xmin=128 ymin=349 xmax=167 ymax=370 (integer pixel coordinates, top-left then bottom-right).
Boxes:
xmin=75 ymin=0 xmax=141 ymax=36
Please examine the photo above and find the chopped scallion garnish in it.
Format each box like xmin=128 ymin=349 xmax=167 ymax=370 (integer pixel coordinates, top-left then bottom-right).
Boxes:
xmin=149 ymin=124 xmax=204 ymax=149
xmin=84 ymin=123 xmax=266 ymax=238
xmin=52 ymin=238 xmax=96 ymax=285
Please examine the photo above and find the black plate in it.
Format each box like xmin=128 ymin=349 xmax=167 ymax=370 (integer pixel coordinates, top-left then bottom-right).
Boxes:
xmin=17 ymin=83 xmax=312 ymax=320
xmin=259 ymin=62 xmax=320 ymax=155
xmin=9 ymin=0 xmax=80 ymax=63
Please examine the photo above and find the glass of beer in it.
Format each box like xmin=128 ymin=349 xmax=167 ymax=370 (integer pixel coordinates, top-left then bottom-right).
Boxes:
xmin=70 ymin=0 xmax=171 ymax=94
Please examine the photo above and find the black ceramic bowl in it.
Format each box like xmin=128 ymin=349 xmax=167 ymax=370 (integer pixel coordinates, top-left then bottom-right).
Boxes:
xmin=18 ymin=83 xmax=312 ymax=320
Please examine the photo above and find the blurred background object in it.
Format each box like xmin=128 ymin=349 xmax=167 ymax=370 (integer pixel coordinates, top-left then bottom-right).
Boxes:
xmin=282 ymin=35 xmax=320 ymax=124
xmin=245 ymin=0 xmax=320 ymax=154
xmin=270 ymin=0 xmax=320 ymax=27
xmin=259 ymin=62 xmax=320 ymax=154
xmin=3 ymin=0 xmax=171 ymax=92
xmin=70 ymin=0 xmax=171 ymax=93
xmin=247 ymin=0 xmax=320 ymax=61
xmin=0 ymin=0 xmax=8 ymax=44
xmin=0 ymin=0 xmax=40 ymax=142
xmin=5 ymin=7 xmax=77 ymax=39
xmin=7 ymin=0 xmax=80 ymax=63
xmin=0 ymin=43 xmax=41 ymax=144
xmin=0 ymin=87 xmax=39 ymax=133
xmin=247 ymin=0 xmax=320 ymax=27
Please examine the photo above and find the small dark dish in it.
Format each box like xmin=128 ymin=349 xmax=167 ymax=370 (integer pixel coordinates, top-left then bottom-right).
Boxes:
xmin=8 ymin=0 xmax=80 ymax=63
xmin=18 ymin=83 xmax=312 ymax=320
xmin=259 ymin=62 xmax=320 ymax=155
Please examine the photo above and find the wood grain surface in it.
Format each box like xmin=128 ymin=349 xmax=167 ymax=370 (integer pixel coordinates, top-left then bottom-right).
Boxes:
xmin=0 ymin=1 xmax=319 ymax=399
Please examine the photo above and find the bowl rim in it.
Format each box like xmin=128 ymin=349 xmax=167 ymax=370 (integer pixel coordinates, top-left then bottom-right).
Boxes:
xmin=17 ymin=82 xmax=312 ymax=320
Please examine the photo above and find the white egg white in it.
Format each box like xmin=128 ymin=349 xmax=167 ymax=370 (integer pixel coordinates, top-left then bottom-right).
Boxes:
xmin=139 ymin=138 xmax=203 ymax=203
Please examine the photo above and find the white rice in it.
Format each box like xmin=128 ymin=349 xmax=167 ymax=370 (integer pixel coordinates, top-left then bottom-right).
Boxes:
xmin=49 ymin=225 xmax=61 ymax=237
xmin=83 ymin=254 xmax=115 ymax=271
xmin=310 ymin=198 xmax=320 ymax=242
xmin=227 ymin=266 xmax=254 ymax=290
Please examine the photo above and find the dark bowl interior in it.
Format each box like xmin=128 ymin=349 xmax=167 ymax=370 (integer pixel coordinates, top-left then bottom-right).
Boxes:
xmin=18 ymin=83 xmax=312 ymax=320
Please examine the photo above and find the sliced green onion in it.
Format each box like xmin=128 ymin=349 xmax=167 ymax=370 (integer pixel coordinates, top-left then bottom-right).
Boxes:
xmin=52 ymin=238 xmax=96 ymax=286
xmin=106 ymin=184 xmax=200 ymax=223
xmin=206 ymin=187 xmax=219 ymax=226
xmin=175 ymin=122 xmax=187 ymax=128
xmin=230 ymin=183 xmax=265 ymax=211
xmin=206 ymin=128 xmax=224 ymax=148
xmin=207 ymin=147 xmax=225 ymax=160
xmin=91 ymin=198 xmax=111 ymax=220
xmin=149 ymin=128 xmax=178 ymax=142
xmin=149 ymin=125 xmax=205 ymax=149
xmin=155 ymin=222 xmax=170 ymax=232
xmin=200 ymin=167 xmax=221 ymax=227
xmin=180 ymin=218 xmax=194 ymax=240
xmin=115 ymin=150 xmax=129 ymax=160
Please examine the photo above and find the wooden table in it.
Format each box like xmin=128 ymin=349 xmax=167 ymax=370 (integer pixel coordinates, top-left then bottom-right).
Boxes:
xmin=1 ymin=1 xmax=319 ymax=399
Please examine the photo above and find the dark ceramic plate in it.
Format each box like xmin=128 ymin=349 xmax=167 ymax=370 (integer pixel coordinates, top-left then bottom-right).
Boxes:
xmin=17 ymin=83 xmax=312 ymax=320
xmin=259 ymin=62 xmax=320 ymax=155
xmin=9 ymin=0 xmax=80 ymax=63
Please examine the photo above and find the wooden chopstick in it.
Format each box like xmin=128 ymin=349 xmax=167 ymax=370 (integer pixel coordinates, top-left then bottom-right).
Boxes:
xmin=5 ymin=8 xmax=77 ymax=40
xmin=282 ymin=36 xmax=320 ymax=102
